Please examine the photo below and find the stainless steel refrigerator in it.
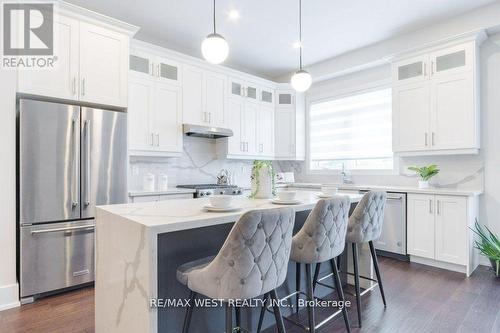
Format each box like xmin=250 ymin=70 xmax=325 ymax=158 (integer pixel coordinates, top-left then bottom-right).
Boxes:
xmin=18 ymin=98 xmax=127 ymax=300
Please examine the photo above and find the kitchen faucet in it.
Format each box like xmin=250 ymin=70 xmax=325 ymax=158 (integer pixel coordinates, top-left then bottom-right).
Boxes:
xmin=341 ymin=163 xmax=353 ymax=184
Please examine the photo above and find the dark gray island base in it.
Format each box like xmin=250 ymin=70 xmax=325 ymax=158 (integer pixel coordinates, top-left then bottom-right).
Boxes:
xmin=157 ymin=209 xmax=352 ymax=332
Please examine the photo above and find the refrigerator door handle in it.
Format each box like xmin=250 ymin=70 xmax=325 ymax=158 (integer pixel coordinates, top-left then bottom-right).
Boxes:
xmin=31 ymin=224 xmax=95 ymax=235
xmin=71 ymin=118 xmax=78 ymax=208
xmin=84 ymin=120 xmax=91 ymax=206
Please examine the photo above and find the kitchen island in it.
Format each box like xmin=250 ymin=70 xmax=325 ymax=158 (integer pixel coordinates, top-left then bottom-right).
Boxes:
xmin=95 ymin=190 xmax=367 ymax=333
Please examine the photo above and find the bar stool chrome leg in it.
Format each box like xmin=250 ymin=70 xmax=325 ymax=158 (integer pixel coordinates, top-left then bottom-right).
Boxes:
xmin=352 ymin=243 xmax=362 ymax=327
xmin=369 ymin=241 xmax=387 ymax=307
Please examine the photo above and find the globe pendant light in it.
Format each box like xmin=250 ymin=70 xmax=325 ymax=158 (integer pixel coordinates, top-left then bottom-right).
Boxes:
xmin=291 ymin=0 xmax=312 ymax=92
xmin=201 ymin=0 xmax=229 ymax=64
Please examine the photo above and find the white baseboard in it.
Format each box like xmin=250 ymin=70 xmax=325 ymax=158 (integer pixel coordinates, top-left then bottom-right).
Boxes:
xmin=410 ymin=255 xmax=467 ymax=274
xmin=0 ymin=283 xmax=20 ymax=311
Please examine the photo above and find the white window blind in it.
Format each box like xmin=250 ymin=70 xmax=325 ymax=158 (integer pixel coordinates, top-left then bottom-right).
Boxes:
xmin=309 ymin=88 xmax=393 ymax=171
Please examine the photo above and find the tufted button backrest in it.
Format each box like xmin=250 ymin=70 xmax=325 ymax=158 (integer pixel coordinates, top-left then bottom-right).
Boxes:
xmin=187 ymin=207 xmax=295 ymax=300
xmin=290 ymin=196 xmax=350 ymax=264
xmin=346 ymin=191 xmax=387 ymax=243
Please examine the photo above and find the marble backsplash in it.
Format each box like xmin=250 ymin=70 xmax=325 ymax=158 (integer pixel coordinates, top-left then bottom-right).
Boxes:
xmin=129 ymin=136 xmax=255 ymax=191
xmin=274 ymin=154 xmax=484 ymax=190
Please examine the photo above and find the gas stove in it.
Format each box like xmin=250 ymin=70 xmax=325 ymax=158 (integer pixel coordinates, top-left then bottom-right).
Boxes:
xmin=176 ymin=184 xmax=243 ymax=198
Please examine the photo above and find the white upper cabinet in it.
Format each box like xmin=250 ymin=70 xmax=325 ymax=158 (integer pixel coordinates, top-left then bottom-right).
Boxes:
xmin=392 ymin=34 xmax=484 ymax=156
xmin=274 ymin=88 xmax=305 ymax=160
xmin=17 ymin=10 xmax=135 ymax=108
xmin=18 ymin=15 xmax=79 ymax=100
xmin=128 ymin=74 xmax=154 ymax=151
xmin=257 ymin=104 xmax=275 ymax=157
xmin=129 ymin=50 xmax=181 ymax=85
xmin=183 ymin=65 xmax=226 ymax=127
xmin=153 ymin=82 xmax=182 ymax=153
xmin=393 ymin=82 xmax=430 ymax=152
xmin=128 ymin=72 xmax=182 ymax=156
xmin=260 ymin=88 xmax=274 ymax=104
xmin=392 ymin=55 xmax=428 ymax=84
xmin=79 ymin=21 xmax=129 ymax=107
xmin=226 ymin=98 xmax=245 ymax=155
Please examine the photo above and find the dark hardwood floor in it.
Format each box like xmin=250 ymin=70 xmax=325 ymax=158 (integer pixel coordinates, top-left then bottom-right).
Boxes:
xmin=1 ymin=257 xmax=499 ymax=333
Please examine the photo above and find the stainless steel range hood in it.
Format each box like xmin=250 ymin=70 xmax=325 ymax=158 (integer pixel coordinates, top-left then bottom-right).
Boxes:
xmin=183 ymin=124 xmax=233 ymax=139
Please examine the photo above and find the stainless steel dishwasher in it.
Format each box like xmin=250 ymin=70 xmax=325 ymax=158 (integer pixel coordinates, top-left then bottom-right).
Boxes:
xmin=359 ymin=190 xmax=408 ymax=260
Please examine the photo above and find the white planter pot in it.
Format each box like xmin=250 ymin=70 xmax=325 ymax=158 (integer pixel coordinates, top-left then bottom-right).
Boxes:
xmin=418 ymin=180 xmax=430 ymax=189
xmin=251 ymin=165 xmax=274 ymax=199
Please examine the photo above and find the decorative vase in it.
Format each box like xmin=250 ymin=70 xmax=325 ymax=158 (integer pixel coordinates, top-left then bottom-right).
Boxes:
xmin=418 ymin=180 xmax=430 ymax=189
xmin=250 ymin=161 xmax=275 ymax=199
xmin=490 ymin=259 xmax=500 ymax=278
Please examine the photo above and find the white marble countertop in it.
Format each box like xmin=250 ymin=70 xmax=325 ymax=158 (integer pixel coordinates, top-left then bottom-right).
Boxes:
xmin=278 ymin=182 xmax=483 ymax=196
xmin=128 ymin=188 xmax=196 ymax=197
xmin=98 ymin=190 xmax=363 ymax=234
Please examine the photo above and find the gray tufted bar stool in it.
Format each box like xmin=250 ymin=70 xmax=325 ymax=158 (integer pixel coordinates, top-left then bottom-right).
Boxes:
xmin=261 ymin=197 xmax=352 ymax=333
xmin=176 ymin=207 xmax=295 ymax=333
xmin=345 ymin=190 xmax=387 ymax=327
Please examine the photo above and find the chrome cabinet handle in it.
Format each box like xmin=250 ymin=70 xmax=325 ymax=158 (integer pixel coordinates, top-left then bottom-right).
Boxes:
xmin=156 ymin=133 xmax=160 ymax=146
xmin=431 ymin=60 xmax=434 ymax=75
xmin=150 ymin=133 xmax=154 ymax=146
xmin=72 ymin=77 xmax=76 ymax=95
xmin=157 ymin=64 xmax=160 ymax=77
xmin=429 ymin=199 xmax=433 ymax=214
xmin=31 ymin=225 xmax=95 ymax=235
xmin=432 ymin=132 xmax=435 ymax=146
xmin=84 ymin=120 xmax=91 ymax=206
xmin=425 ymin=133 xmax=428 ymax=146
xmin=71 ymin=118 xmax=78 ymax=208
xmin=208 ymin=112 xmax=211 ymax=123
xmin=81 ymin=78 xmax=85 ymax=96
xmin=437 ymin=200 xmax=440 ymax=215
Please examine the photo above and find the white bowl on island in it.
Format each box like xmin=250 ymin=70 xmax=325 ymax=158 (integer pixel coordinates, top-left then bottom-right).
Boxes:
xmin=277 ymin=190 xmax=297 ymax=201
xmin=209 ymin=195 xmax=233 ymax=208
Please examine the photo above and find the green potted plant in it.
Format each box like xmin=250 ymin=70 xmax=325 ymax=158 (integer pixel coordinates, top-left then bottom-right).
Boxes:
xmin=470 ymin=220 xmax=500 ymax=277
xmin=408 ymin=164 xmax=440 ymax=188
xmin=250 ymin=160 xmax=276 ymax=199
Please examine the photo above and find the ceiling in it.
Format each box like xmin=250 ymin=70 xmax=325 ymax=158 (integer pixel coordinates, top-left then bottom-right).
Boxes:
xmin=66 ymin=0 xmax=496 ymax=80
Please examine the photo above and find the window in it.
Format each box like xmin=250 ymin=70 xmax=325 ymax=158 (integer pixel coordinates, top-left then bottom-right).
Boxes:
xmin=309 ymin=88 xmax=393 ymax=171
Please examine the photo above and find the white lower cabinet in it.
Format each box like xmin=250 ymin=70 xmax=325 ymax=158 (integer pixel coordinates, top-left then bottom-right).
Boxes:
xmin=128 ymin=73 xmax=182 ymax=156
xmin=407 ymin=193 xmax=473 ymax=274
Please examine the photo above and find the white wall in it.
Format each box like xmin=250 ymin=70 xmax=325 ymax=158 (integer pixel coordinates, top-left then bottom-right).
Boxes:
xmin=0 ymin=69 xmax=19 ymax=310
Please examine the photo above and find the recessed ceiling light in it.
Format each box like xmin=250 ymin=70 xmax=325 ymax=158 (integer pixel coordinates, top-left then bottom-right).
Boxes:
xmin=292 ymin=41 xmax=302 ymax=49
xmin=227 ymin=9 xmax=240 ymax=20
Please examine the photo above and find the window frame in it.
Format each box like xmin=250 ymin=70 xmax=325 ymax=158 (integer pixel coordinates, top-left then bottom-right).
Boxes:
xmin=306 ymin=80 xmax=398 ymax=176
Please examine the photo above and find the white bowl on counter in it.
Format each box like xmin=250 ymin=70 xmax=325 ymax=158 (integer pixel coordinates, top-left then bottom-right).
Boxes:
xmin=209 ymin=195 xmax=233 ymax=208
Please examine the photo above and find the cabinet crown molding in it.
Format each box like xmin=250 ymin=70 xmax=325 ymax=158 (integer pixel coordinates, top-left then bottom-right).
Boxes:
xmin=385 ymin=29 xmax=488 ymax=63
xmin=59 ymin=1 xmax=139 ymax=36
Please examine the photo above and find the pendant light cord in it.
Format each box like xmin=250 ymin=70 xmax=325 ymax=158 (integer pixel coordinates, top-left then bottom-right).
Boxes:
xmin=299 ymin=0 xmax=303 ymax=70
xmin=213 ymin=0 xmax=217 ymax=34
